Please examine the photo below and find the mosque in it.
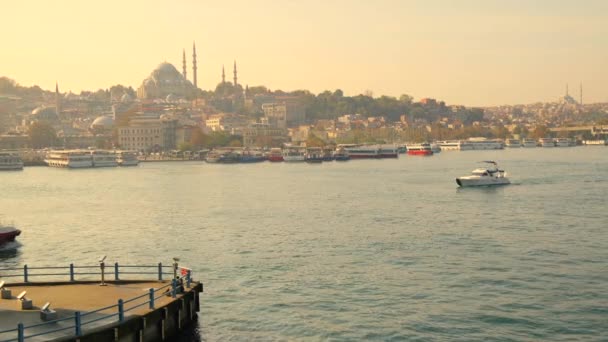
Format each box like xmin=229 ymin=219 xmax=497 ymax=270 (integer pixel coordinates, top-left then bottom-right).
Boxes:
xmin=136 ymin=42 xmax=199 ymax=100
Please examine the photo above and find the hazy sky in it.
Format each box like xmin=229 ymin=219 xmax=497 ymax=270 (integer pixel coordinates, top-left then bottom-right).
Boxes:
xmin=2 ymin=0 xmax=607 ymax=106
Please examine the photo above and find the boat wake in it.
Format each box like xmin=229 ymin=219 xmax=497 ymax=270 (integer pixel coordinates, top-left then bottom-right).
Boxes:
xmin=0 ymin=240 xmax=22 ymax=252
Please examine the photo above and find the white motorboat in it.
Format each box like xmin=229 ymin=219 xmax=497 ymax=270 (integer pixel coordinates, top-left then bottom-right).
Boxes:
xmin=456 ymin=161 xmax=510 ymax=187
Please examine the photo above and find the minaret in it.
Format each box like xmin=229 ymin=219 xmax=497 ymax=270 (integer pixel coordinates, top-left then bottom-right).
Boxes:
xmin=182 ymin=49 xmax=187 ymax=80
xmin=192 ymin=41 xmax=198 ymax=88
xmin=222 ymin=65 xmax=226 ymax=84
xmin=233 ymin=60 xmax=238 ymax=86
xmin=580 ymin=82 xmax=583 ymax=105
xmin=55 ymin=82 xmax=61 ymax=116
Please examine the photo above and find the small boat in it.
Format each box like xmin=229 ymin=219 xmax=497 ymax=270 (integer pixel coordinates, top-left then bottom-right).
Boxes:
xmin=406 ymin=143 xmax=434 ymax=156
xmin=282 ymin=147 xmax=306 ymax=162
xmin=456 ymin=161 xmax=510 ymax=187
xmin=239 ymin=151 xmax=266 ymax=163
xmin=0 ymin=225 xmax=21 ymax=244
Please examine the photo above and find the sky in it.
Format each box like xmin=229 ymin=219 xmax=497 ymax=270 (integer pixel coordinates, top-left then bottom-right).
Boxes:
xmin=2 ymin=0 xmax=607 ymax=106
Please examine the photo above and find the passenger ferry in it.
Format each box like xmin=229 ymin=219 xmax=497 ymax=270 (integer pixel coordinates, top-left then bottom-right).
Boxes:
xmin=505 ymin=139 xmax=521 ymax=148
xmin=377 ymin=144 xmax=399 ymax=158
xmin=436 ymin=140 xmax=466 ymax=151
xmin=339 ymin=144 xmax=380 ymax=159
xmin=116 ymin=151 xmax=140 ymax=166
xmin=553 ymin=138 xmax=573 ymax=147
xmin=45 ymin=150 xmax=94 ymax=168
xmin=583 ymin=139 xmax=607 ymax=146
xmin=465 ymin=137 xmax=504 ymax=150
xmin=333 ymin=147 xmax=350 ymax=161
xmin=267 ymin=148 xmax=284 ymax=162
xmin=406 ymin=143 xmax=433 ymax=156
xmin=539 ymin=138 xmax=555 ymax=147
xmin=90 ymin=150 xmax=118 ymax=167
xmin=522 ymin=138 xmax=537 ymax=147
xmin=305 ymin=147 xmax=324 ymax=163
xmin=282 ymin=147 xmax=306 ymax=162
xmin=0 ymin=152 xmax=24 ymax=171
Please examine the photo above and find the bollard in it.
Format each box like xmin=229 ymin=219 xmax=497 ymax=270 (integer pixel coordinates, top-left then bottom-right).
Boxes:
xmin=118 ymin=299 xmax=124 ymax=322
xmin=17 ymin=323 xmax=24 ymax=342
xmin=158 ymin=262 xmax=163 ymax=281
xmin=75 ymin=311 xmax=82 ymax=336
xmin=114 ymin=262 xmax=119 ymax=281
xmin=23 ymin=265 xmax=28 ymax=283
xmin=149 ymin=288 xmax=155 ymax=309
xmin=171 ymin=279 xmax=177 ymax=298
xmin=187 ymin=270 xmax=192 ymax=288
xmin=69 ymin=263 xmax=75 ymax=282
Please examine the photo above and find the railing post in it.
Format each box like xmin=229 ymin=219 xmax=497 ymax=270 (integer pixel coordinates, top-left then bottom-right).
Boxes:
xmin=114 ymin=262 xmax=119 ymax=281
xmin=23 ymin=264 xmax=28 ymax=283
xmin=118 ymin=299 xmax=124 ymax=322
xmin=69 ymin=263 xmax=75 ymax=282
xmin=99 ymin=260 xmax=106 ymax=286
xmin=187 ymin=270 xmax=192 ymax=288
xmin=171 ymin=279 xmax=177 ymax=298
xmin=158 ymin=262 xmax=163 ymax=281
xmin=173 ymin=258 xmax=179 ymax=280
xmin=17 ymin=323 xmax=24 ymax=342
xmin=149 ymin=288 xmax=155 ymax=309
xmin=75 ymin=311 xmax=82 ymax=336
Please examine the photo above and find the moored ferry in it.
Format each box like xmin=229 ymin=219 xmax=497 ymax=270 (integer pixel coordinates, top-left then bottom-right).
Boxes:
xmin=0 ymin=152 xmax=24 ymax=171
xmin=436 ymin=140 xmax=469 ymax=151
xmin=505 ymin=139 xmax=521 ymax=148
xmin=377 ymin=144 xmax=399 ymax=158
xmin=45 ymin=150 xmax=94 ymax=168
xmin=465 ymin=137 xmax=504 ymax=150
xmin=116 ymin=151 xmax=140 ymax=166
xmin=267 ymin=148 xmax=284 ymax=162
xmin=522 ymin=138 xmax=537 ymax=147
xmin=583 ymin=139 xmax=607 ymax=146
xmin=282 ymin=147 xmax=306 ymax=162
xmin=90 ymin=150 xmax=118 ymax=167
xmin=333 ymin=147 xmax=350 ymax=161
xmin=406 ymin=143 xmax=434 ymax=156
xmin=305 ymin=147 xmax=324 ymax=163
xmin=553 ymin=138 xmax=573 ymax=147
xmin=539 ymin=138 xmax=555 ymax=147
xmin=339 ymin=144 xmax=380 ymax=159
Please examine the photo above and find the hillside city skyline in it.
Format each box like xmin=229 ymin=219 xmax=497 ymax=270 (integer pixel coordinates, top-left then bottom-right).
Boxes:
xmin=2 ymin=1 xmax=607 ymax=106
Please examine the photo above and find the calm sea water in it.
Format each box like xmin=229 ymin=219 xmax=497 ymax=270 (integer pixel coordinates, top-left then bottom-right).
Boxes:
xmin=1 ymin=147 xmax=607 ymax=341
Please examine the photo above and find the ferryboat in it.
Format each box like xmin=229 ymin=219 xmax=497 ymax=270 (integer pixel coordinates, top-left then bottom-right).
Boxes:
xmin=0 ymin=152 xmax=24 ymax=171
xmin=466 ymin=137 xmax=504 ymax=150
xmin=406 ymin=143 xmax=433 ymax=156
xmin=522 ymin=138 xmax=537 ymax=147
xmin=436 ymin=140 xmax=469 ymax=151
xmin=267 ymin=148 xmax=284 ymax=162
xmin=45 ymin=150 xmax=94 ymax=168
xmin=239 ymin=151 xmax=266 ymax=163
xmin=378 ymin=144 xmax=399 ymax=158
xmin=539 ymin=138 xmax=555 ymax=147
xmin=583 ymin=139 xmax=607 ymax=146
xmin=333 ymin=147 xmax=350 ymax=161
xmin=90 ymin=150 xmax=118 ymax=167
xmin=116 ymin=151 xmax=140 ymax=166
xmin=305 ymin=147 xmax=324 ymax=163
xmin=397 ymin=145 xmax=407 ymax=154
xmin=430 ymin=143 xmax=441 ymax=153
xmin=322 ymin=148 xmax=335 ymax=161
xmin=340 ymin=144 xmax=380 ymax=159
xmin=554 ymin=138 xmax=573 ymax=147
xmin=505 ymin=139 xmax=521 ymax=148
xmin=282 ymin=147 xmax=306 ymax=162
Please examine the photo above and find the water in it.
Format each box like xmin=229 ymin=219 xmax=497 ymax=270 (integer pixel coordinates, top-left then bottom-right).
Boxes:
xmin=1 ymin=147 xmax=607 ymax=341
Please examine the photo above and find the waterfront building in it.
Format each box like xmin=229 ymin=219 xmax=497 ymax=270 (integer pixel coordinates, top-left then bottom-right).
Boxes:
xmin=117 ymin=117 xmax=164 ymax=152
xmin=262 ymin=101 xmax=306 ymax=129
xmin=205 ymin=113 xmax=248 ymax=132
xmin=242 ymin=122 xmax=288 ymax=147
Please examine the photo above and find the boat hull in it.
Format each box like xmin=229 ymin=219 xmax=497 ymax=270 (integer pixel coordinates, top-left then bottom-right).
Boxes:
xmin=456 ymin=177 xmax=510 ymax=187
xmin=407 ymin=150 xmax=433 ymax=156
xmin=0 ymin=227 xmax=21 ymax=244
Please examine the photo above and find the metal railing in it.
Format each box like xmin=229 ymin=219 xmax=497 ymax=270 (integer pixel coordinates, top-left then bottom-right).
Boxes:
xmin=0 ymin=259 xmax=194 ymax=342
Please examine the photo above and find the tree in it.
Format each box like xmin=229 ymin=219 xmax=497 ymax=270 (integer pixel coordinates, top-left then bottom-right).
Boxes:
xmin=28 ymin=121 xmax=57 ymax=148
xmin=178 ymin=142 xmax=193 ymax=151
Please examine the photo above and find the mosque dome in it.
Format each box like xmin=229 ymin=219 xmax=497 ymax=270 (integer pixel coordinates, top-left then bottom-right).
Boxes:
xmin=136 ymin=62 xmax=195 ymax=100
xmin=31 ymin=106 xmax=59 ymax=122
xmin=90 ymin=115 xmax=114 ymax=130
xmin=166 ymin=94 xmax=178 ymax=103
